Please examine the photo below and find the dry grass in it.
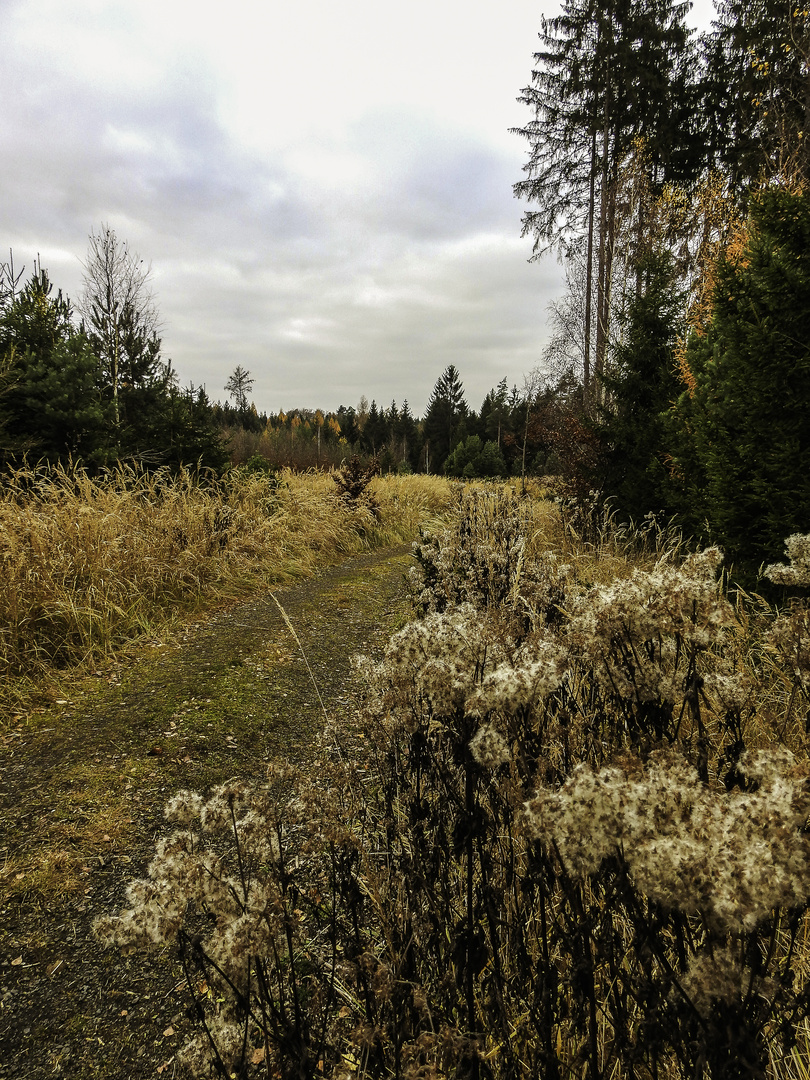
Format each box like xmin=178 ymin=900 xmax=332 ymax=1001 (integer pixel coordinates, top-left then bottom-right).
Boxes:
xmin=0 ymin=463 xmax=452 ymax=716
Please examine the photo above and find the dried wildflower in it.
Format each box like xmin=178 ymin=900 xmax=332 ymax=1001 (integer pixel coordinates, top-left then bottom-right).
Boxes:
xmin=767 ymin=605 xmax=810 ymax=680
xmin=409 ymin=488 xmax=563 ymax=617
xmin=679 ymin=947 xmax=746 ymax=1010
xmin=375 ymin=604 xmax=500 ymax=719
xmin=701 ymin=671 xmax=753 ymax=713
xmin=469 ymin=724 xmax=510 ymax=768
xmin=764 ymin=534 xmax=810 ymax=586
xmin=164 ymin=789 xmax=204 ymax=825
xmin=524 ymin=748 xmax=810 ymax=933
xmin=565 ymin=547 xmax=732 ymax=706
xmin=467 ymin=638 xmax=567 ymax=718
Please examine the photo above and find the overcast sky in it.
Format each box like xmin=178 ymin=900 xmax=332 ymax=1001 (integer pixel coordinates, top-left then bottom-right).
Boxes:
xmin=0 ymin=0 xmax=715 ymax=417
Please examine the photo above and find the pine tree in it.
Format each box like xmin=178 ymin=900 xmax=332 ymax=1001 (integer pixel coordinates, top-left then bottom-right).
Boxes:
xmin=160 ymin=384 xmax=230 ymax=473
xmin=0 ymin=265 xmax=111 ymax=466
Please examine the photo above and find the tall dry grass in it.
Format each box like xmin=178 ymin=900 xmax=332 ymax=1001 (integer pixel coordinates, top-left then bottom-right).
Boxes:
xmin=0 ymin=463 xmax=452 ymax=712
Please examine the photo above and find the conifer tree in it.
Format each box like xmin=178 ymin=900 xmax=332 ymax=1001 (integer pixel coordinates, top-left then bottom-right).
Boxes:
xmin=671 ymin=188 xmax=810 ymax=568
xmin=422 ymin=365 xmax=467 ymax=473
xmin=702 ymin=0 xmax=810 ymax=191
xmin=0 ymin=264 xmax=110 ymax=466
xmin=393 ymin=400 xmax=419 ymax=469
xmin=596 ymin=251 xmax=684 ymax=521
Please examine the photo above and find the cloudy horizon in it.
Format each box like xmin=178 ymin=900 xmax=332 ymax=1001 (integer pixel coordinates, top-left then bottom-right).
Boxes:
xmin=1 ymin=0 xmax=714 ymax=418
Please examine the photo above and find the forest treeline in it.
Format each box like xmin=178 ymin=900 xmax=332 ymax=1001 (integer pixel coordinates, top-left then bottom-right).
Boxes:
xmin=0 ymin=236 xmax=577 ymax=488
xmin=2 ymin=0 xmax=809 ymax=578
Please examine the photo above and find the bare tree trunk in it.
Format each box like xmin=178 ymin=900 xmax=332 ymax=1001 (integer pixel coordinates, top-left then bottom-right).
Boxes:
xmin=595 ymin=118 xmax=611 ymax=407
xmin=583 ymin=128 xmax=597 ymax=413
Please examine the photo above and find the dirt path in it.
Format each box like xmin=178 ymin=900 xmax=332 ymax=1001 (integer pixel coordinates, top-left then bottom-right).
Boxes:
xmin=0 ymin=544 xmax=413 ymax=1079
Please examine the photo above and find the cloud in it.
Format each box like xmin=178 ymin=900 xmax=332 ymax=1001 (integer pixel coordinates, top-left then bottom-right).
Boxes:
xmin=0 ymin=0 xmax=566 ymax=417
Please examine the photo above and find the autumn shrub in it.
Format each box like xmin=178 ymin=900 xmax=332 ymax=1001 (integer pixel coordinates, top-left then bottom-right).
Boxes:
xmin=97 ymin=492 xmax=810 ymax=1079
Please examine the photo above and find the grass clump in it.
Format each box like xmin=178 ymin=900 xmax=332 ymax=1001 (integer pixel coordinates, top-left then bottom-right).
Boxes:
xmin=0 ymin=462 xmax=452 ymax=714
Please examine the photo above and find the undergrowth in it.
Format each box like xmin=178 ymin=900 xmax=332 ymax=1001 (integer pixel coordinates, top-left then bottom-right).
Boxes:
xmin=97 ymin=490 xmax=810 ymax=1079
xmin=0 ymin=462 xmax=452 ymax=715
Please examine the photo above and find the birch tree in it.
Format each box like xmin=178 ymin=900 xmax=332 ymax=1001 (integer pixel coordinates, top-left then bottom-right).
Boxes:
xmin=79 ymin=225 xmax=162 ymax=431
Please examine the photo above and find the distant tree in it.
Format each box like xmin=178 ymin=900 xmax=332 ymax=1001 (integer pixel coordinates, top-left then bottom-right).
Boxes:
xmin=224 ymin=365 xmax=255 ymax=412
xmin=480 ymin=377 xmax=511 ymax=448
xmin=393 ymin=400 xmax=420 ymax=469
xmin=161 ymin=384 xmax=230 ymax=473
xmin=445 ymin=435 xmax=508 ymax=479
xmin=336 ymin=405 xmax=359 ymax=445
xmin=423 ymin=364 xmax=467 ymax=473
xmin=361 ymin=400 xmax=388 ymax=456
xmin=513 ymin=367 xmax=546 ymax=490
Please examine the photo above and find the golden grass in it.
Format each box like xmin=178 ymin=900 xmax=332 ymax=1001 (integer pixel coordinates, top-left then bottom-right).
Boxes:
xmin=0 ymin=463 xmax=452 ymax=715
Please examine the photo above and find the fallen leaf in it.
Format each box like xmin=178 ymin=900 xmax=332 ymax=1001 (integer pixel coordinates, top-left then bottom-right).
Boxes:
xmin=251 ymin=1047 xmax=265 ymax=1065
xmin=163 ymin=1026 xmax=175 ymax=1037
xmin=11 ymin=956 xmax=22 ymax=966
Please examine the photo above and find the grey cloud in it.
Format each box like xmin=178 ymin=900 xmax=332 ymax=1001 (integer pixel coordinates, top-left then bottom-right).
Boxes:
xmin=0 ymin=5 xmax=563 ymax=419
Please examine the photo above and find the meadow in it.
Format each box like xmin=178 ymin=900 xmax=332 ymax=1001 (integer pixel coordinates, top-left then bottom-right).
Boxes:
xmin=0 ymin=463 xmax=452 ymax=717
xmin=93 ymin=485 xmax=810 ymax=1080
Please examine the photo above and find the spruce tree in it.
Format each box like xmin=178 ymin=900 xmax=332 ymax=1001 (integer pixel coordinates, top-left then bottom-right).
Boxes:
xmin=673 ymin=188 xmax=810 ymax=568
xmin=702 ymin=0 xmax=810 ymax=192
xmin=596 ymin=251 xmax=684 ymax=521
xmin=423 ymin=365 xmax=467 ymax=473
xmin=513 ymin=0 xmax=701 ymax=405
